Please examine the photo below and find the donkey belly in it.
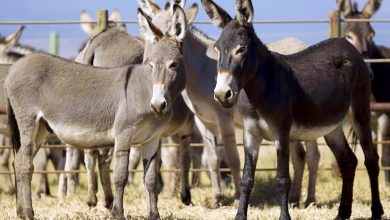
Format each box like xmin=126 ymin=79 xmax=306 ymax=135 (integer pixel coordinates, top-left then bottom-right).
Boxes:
xmin=49 ymin=123 xmax=114 ymax=148
xmin=289 ymin=122 xmax=340 ymax=141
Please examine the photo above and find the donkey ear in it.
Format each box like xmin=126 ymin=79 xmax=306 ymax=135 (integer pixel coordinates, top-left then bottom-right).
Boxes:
xmin=80 ymin=10 xmax=96 ymax=37
xmin=165 ymin=1 xmax=171 ymax=10
xmin=109 ymin=9 xmax=122 ymax=22
xmin=138 ymin=0 xmax=159 ymax=18
xmin=138 ymin=8 xmax=164 ymax=44
xmin=201 ymin=0 xmax=232 ymax=28
xmin=169 ymin=4 xmax=187 ymax=42
xmin=236 ymin=0 xmax=254 ymax=25
xmin=171 ymin=0 xmax=186 ymax=9
xmin=362 ymin=0 xmax=382 ymax=18
xmin=185 ymin=3 xmax=199 ymax=24
xmin=337 ymin=0 xmax=353 ymax=17
xmin=2 ymin=26 xmax=24 ymax=49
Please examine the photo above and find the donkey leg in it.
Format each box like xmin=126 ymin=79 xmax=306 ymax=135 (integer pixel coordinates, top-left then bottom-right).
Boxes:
xmin=178 ymin=134 xmax=192 ymax=205
xmin=85 ymin=149 xmax=98 ymax=207
xmin=14 ymin=116 xmax=46 ymax=219
xmin=0 ymin=146 xmax=15 ymax=194
xmin=142 ymin=139 xmax=161 ymax=220
xmin=305 ymin=140 xmax=320 ymax=207
xmin=128 ymin=147 xmax=141 ymax=185
xmin=378 ymin=114 xmax=390 ymax=184
xmin=65 ymin=146 xmax=81 ymax=196
xmin=218 ymin=116 xmax=241 ymax=204
xmin=190 ymin=147 xmax=203 ymax=187
xmin=324 ymin=126 xmax=357 ymax=219
xmin=33 ymin=148 xmax=49 ymax=197
xmin=289 ymin=141 xmax=305 ymax=207
xmin=235 ymin=123 xmax=262 ymax=220
xmin=160 ymin=140 xmax=179 ymax=197
xmin=351 ymin=77 xmax=383 ymax=219
xmin=112 ymin=134 xmax=131 ymax=220
xmin=275 ymin=135 xmax=292 ymax=220
xmin=98 ymin=148 xmax=114 ymax=209
xmin=195 ymin=117 xmax=222 ymax=208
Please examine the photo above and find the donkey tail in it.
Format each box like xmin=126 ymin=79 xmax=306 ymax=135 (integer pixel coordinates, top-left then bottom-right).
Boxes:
xmin=7 ymin=98 xmax=21 ymax=154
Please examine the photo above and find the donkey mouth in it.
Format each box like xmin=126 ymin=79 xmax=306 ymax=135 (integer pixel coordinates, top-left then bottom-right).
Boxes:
xmin=214 ymin=93 xmax=235 ymax=108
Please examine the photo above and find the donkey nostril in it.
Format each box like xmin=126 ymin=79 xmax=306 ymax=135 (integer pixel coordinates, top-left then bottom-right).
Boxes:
xmin=160 ymin=101 xmax=167 ymax=111
xmin=225 ymin=90 xmax=233 ymax=99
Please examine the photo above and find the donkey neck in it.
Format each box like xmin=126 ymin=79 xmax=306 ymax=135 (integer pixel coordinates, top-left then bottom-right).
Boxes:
xmin=242 ymin=38 xmax=288 ymax=109
xmin=183 ymin=26 xmax=217 ymax=61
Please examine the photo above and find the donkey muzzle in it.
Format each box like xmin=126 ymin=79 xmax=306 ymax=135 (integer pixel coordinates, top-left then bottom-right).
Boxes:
xmin=214 ymin=73 xmax=236 ymax=108
xmin=151 ymin=84 xmax=169 ymax=117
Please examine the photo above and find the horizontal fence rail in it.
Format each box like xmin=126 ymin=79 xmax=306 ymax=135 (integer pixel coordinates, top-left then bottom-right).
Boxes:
xmin=1 ymin=139 xmax=390 ymax=149
xmin=0 ymin=18 xmax=389 ymax=25
xmin=0 ymin=166 xmax=389 ymax=175
xmin=1 ymin=14 xmax=390 ymax=176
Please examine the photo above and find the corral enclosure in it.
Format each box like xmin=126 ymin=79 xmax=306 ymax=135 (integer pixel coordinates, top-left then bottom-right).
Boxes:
xmin=1 ymin=0 xmax=390 ymax=219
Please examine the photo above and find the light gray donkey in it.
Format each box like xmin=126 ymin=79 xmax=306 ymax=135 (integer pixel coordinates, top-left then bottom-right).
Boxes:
xmin=58 ymin=9 xmax=145 ymax=200
xmin=6 ymin=6 xmax=187 ymax=220
xmin=74 ymin=25 xmax=195 ymax=208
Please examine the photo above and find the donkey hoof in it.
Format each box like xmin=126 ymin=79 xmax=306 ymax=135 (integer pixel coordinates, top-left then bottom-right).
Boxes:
xmin=181 ymin=188 xmax=192 ymax=206
xmin=150 ymin=212 xmax=161 ymax=220
xmin=112 ymin=211 xmax=126 ymax=220
xmin=86 ymin=196 xmax=98 ymax=207
xmin=105 ymin=196 xmax=114 ymax=210
xmin=25 ymin=207 xmax=35 ymax=220
xmin=371 ymin=202 xmax=384 ymax=220
xmin=235 ymin=212 xmax=247 ymax=220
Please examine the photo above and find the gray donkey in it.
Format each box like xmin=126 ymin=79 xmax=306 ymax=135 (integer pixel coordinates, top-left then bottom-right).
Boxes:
xmin=74 ymin=26 xmax=195 ymax=208
xmin=139 ymin=0 xmax=241 ymax=207
xmin=6 ymin=6 xmax=187 ymax=220
xmin=202 ymin=0 xmax=383 ymax=219
xmin=139 ymin=0 xmax=321 ymax=208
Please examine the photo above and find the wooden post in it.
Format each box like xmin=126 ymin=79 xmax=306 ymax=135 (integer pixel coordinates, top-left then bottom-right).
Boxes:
xmin=49 ymin=31 xmax=59 ymax=55
xmin=329 ymin=10 xmax=341 ymax=38
xmin=96 ymin=9 xmax=108 ymax=34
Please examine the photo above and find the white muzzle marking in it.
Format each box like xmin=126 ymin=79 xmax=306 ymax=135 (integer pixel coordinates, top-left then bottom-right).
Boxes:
xmin=214 ymin=72 xmax=234 ymax=102
xmin=151 ymin=84 xmax=167 ymax=114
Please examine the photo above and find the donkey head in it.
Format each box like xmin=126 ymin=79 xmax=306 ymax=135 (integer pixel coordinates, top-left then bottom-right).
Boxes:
xmin=80 ymin=9 xmax=126 ymax=38
xmin=338 ymin=0 xmax=382 ymax=57
xmin=138 ymin=6 xmax=187 ymax=117
xmin=138 ymin=0 xmax=198 ymax=33
xmin=0 ymin=26 xmax=24 ymax=54
xmin=202 ymin=0 xmax=258 ymax=108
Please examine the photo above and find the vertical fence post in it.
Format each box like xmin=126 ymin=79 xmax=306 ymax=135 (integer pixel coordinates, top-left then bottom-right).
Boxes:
xmin=329 ymin=10 xmax=341 ymax=38
xmin=96 ymin=9 xmax=108 ymax=34
xmin=49 ymin=31 xmax=59 ymax=55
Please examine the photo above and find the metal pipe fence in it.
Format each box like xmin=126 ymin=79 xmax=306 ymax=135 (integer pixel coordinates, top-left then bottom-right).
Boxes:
xmin=1 ymin=13 xmax=390 ymax=176
xmin=0 ymin=166 xmax=389 ymax=175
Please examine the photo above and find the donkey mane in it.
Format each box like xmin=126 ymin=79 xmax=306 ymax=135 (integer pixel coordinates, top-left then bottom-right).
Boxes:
xmin=188 ymin=25 xmax=215 ymax=44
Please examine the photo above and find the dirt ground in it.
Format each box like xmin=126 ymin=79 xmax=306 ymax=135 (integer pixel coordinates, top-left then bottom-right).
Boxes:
xmin=0 ymin=141 xmax=389 ymax=220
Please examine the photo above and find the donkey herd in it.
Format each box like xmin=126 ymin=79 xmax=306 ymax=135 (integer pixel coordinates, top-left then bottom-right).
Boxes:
xmin=0 ymin=0 xmax=389 ymax=219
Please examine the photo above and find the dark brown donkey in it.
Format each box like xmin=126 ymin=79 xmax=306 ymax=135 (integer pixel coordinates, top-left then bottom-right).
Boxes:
xmin=201 ymin=0 xmax=384 ymax=219
xmin=338 ymin=0 xmax=390 ymax=184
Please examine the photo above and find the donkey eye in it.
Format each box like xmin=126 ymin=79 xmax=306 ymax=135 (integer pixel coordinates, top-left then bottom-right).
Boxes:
xmin=236 ymin=46 xmax=247 ymax=55
xmin=345 ymin=34 xmax=353 ymax=40
xmin=168 ymin=61 xmax=178 ymax=69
